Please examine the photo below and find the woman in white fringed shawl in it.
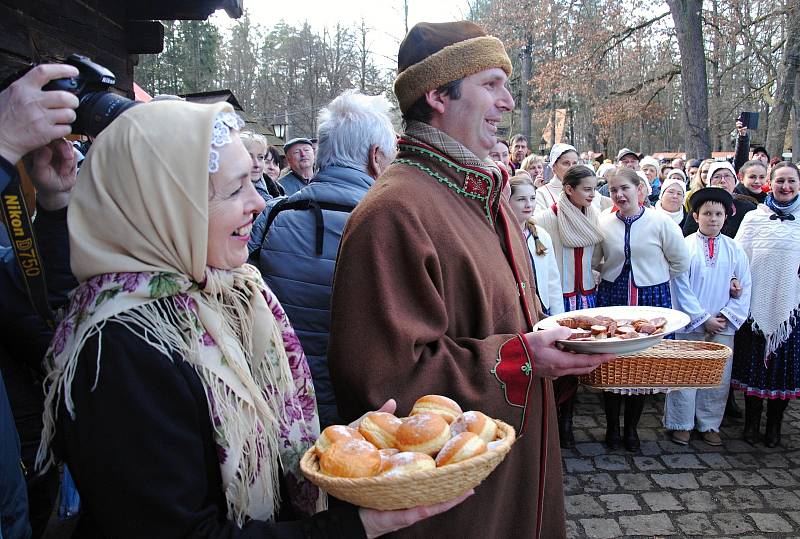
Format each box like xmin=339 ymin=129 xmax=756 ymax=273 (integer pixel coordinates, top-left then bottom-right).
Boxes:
xmin=731 ymin=162 xmax=800 ymax=448
xmin=36 ymin=100 xmax=467 ymax=538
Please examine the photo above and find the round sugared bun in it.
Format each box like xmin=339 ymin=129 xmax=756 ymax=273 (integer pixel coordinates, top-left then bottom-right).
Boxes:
xmin=395 ymin=413 xmax=451 ymax=456
xmin=435 ymin=432 xmax=487 ymax=467
xmin=409 ymin=395 xmax=463 ymax=424
xmin=450 ymin=411 xmax=497 ymax=443
xmin=319 ymin=439 xmax=381 ymax=477
xmin=382 ymin=451 xmax=436 ymax=477
xmin=379 ymin=448 xmax=400 ymax=473
xmin=315 ymin=425 xmax=364 ymax=456
xmin=358 ymin=412 xmax=402 ymax=449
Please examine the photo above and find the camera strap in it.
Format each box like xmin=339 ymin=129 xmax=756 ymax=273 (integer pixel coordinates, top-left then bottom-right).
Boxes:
xmin=0 ymin=163 xmax=56 ymax=329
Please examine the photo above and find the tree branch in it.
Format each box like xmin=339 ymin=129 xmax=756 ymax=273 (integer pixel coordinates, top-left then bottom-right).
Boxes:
xmin=592 ymin=11 xmax=671 ymax=66
xmin=609 ymin=66 xmax=681 ymax=97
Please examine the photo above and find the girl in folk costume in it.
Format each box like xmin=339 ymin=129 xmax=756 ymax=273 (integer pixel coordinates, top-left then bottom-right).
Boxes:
xmin=35 ymin=101 xmax=463 ymax=537
xmin=535 ymin=164 xmax=603 ymax=312
xmin=655 ymin=172 xmax=688 ymax=229
xmin=732 ymin=162 xmax=800 ymax=447
xmin=535 ymin=164 xmax=604 ymax=449
xmin=593 ymin=167 xmax=691 ymax=451
xmin=665 ymin=188 xmax=751 ymax=446
xmin=507 ymin=174 xmax=564 ymax=318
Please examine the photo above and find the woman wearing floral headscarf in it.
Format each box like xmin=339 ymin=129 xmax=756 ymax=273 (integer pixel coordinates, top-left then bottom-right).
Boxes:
xmin=36 ymin=101 xmax=465 ymax=537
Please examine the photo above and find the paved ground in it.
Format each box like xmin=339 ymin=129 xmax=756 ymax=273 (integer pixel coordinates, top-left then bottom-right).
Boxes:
xmin=43 ymin=387 xmax=800 ymax=538
xmin=563 ymin=387 xmax=800 ymax=538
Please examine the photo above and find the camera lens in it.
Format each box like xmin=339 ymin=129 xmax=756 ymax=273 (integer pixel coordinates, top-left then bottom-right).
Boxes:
xmin=76 ymin=91 xmax=139 ymax=138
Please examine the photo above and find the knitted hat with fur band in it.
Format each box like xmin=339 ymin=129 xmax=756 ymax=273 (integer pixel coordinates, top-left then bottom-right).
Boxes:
xmin=394 ymin=21 xmax=512 ymax=115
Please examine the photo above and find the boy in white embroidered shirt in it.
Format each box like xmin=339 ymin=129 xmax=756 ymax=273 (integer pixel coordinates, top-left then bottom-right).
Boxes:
xmin=665 ymin=188 xmax=752 ymax=446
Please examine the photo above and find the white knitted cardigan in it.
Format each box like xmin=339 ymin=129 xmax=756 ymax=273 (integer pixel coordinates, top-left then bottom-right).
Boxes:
xmin=735 ymin=204 xmax=800 ymax=360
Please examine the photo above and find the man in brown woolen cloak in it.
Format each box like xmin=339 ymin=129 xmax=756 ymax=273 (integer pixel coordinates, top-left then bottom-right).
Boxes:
xmin=327 ymin=21 xmax=613 ymax=538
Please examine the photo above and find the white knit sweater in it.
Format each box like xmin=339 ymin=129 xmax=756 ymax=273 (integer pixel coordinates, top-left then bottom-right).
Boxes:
xmin=593 ymin=208 xmax=690 ymax=287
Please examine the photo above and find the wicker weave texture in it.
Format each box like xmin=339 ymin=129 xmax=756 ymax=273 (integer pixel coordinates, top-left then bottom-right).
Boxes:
xmin=300 ymin=420 xmax=516 ymax=510
xmin=579 ymin=340 xmax=731 ymax=388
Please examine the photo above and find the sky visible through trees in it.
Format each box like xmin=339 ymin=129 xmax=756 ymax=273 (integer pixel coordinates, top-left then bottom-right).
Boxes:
xmin=135 ymin=0 xmax=799 ymax=158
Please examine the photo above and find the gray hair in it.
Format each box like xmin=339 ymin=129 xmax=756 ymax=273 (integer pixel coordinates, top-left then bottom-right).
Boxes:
xmin=315 ymin=90 xmax=396 ymax=171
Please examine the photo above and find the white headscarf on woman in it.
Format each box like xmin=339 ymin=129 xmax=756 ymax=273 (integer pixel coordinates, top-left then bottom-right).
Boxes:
xmin=707 ymin=161 xmax=737 ymax=184
xmin=656 ymin=175 xmax=687 ymax=224
xmin=38 ymin=101 xmax=323 ymax=524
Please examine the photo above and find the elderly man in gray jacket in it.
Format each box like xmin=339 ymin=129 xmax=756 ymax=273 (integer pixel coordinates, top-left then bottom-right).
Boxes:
xmin=248 ymin=90 xmax=396 ymax=427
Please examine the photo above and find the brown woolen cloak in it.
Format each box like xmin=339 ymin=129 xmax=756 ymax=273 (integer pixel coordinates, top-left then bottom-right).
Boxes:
xmin=328 ymin=139 xmax=566 ymax=538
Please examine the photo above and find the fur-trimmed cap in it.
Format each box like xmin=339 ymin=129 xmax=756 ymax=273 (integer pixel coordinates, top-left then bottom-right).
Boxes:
xmin=394 ymin=21 xmax=512 ymax=116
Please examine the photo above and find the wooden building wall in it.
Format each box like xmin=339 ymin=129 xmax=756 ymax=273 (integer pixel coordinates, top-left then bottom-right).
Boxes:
xmin=0 ymin=1 xmax=135 ymax=95
xmin=0 ymin=0 xmax=240 ymax=96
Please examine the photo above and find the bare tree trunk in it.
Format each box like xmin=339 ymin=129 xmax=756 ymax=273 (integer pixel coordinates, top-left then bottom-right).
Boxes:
xmin=549 ymin=25 xmax=556 ymax=146
xmin=709 ymin=0 xmax=723 ymax=152
xmin=766 ymin=3 xmax=800 ymax=158
xmin=667 ymin=0 xmax=712 ymax=159
xmin=568 ymin=97 xmax=575 ymax=146
xmin=521 ymin=36 xmax=532 ymax=141
xmin=793 ymin=71 xmax=800 ymax=160
xmin=360 ymin=20 xmax=367 ymax=92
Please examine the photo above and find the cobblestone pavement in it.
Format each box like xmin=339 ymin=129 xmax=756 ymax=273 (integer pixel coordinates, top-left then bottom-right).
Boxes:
xmin=562 ymin=388 xmax=800 ymax=538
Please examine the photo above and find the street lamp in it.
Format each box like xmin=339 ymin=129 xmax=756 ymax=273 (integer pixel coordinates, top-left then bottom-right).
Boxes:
xmin=539 ymin=138 xmax=547 ymax=155
xmin=271 ymin=122 xmax=288 ymax=141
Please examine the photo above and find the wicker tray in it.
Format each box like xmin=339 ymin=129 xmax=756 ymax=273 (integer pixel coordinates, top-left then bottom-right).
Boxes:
xmin=579 ymin=340 xmax=731 ymax=389
xmin=300 ymin=420 xmax=516 ymax=510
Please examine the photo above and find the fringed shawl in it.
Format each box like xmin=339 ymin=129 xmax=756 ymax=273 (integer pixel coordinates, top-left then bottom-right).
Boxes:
xmin=735 ymin=204 xmax=800 ymax=361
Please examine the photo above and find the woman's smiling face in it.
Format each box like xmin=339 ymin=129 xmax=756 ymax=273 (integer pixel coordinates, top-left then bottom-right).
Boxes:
xmin=207 ymin=134 xmax=266 ymax=269
xmin=771 ymin=165 xmax=800 ymax=203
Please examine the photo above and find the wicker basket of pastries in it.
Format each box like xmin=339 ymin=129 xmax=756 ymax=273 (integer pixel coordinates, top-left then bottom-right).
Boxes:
xmin=300 ymin=395 xmax=516 ymax=510
xmin=579 ymin=339 xmax=731 ymax=389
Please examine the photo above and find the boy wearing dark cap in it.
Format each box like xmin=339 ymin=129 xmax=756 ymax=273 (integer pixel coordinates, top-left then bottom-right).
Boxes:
xmin=665 ymin=188 xmax=751 ymax=446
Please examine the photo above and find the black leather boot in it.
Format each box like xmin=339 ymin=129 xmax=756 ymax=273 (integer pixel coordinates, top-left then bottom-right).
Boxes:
xmin=764 ymin=399 xmax=788 ymax=448
xmin=604 ymin=393 xmax=622 ymax=450
xmin=558 ymin=395 xmax=576 ymax=449
xmin=742 ymin=395 xmax=763 ymax=445
xmin=623 ymin=395 xmax=645 ymax=452
xmin=724 ymin=390 xmax=743 ymax=420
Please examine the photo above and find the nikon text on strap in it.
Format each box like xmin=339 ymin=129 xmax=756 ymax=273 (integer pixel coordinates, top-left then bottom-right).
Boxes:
xmin=0 ymin=162 xmax=55 ymax=328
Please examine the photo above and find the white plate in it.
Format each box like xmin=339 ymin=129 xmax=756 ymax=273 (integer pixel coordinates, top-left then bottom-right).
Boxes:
xmin=532 ymin=306 xmax=690 ymax=355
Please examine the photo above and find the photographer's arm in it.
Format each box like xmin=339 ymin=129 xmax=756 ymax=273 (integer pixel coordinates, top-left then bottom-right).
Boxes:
xmin=30 ymin=140 xmax=79 ymax=308
xmin=0 ymin=64 xmax=79 ymax=166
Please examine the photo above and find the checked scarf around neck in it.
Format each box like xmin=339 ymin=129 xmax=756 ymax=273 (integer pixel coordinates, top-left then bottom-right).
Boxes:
xmin=36 ymin=101 xmax=323 ymax=524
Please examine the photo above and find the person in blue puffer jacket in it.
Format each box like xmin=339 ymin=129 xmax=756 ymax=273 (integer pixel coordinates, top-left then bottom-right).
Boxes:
xmin=248 ymin=90 xmax=397 ymax=428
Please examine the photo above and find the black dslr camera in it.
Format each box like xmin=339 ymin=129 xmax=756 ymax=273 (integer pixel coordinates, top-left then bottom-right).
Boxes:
xmin=43 ymin=53 xmax=139 ymax=137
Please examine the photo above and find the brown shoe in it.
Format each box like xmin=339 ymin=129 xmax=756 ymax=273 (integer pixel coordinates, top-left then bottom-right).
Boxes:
xmin=701 ymin=431 xmax=722 ymax=446
xmin=672 ymin=430 xmax=691 ymax=445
